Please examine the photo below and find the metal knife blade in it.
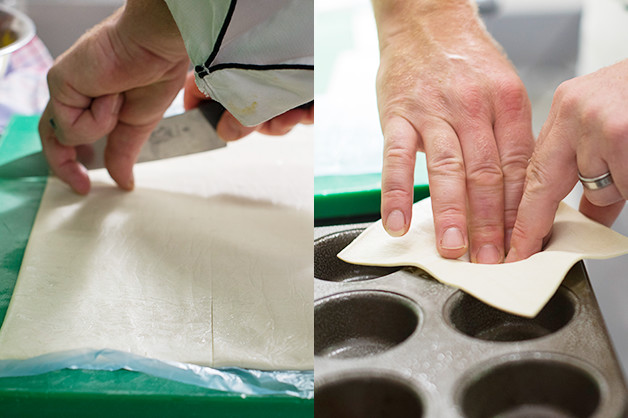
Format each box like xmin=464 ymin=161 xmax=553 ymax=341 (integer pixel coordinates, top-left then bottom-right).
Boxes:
xmin=78 ymin=100 xmax=227 ymax=170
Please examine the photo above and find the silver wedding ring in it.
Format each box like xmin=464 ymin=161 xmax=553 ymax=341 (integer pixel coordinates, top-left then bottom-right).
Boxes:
xmin=578 ymin=171 xmax=614 ymax=190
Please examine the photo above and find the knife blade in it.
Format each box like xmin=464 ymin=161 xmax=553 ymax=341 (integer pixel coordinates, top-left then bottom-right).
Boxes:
xmin=77 ymin=100 xmax=227 ymax=170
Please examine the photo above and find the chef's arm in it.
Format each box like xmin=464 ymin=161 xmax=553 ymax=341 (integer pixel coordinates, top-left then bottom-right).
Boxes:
xmin=370 ymin=0 xmax=534 ymax=264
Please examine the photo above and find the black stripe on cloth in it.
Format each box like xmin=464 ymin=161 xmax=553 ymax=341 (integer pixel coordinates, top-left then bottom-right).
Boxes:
xmin=205 ymin=0 xmax=238 ymax=68
xmin=206 ymin=63 xmax=314 ymax=73
xmin=194 ymin=0 xmax=237 ymax=77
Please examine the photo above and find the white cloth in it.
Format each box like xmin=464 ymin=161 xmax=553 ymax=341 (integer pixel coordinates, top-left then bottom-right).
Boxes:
xmin=0 ymin=128 xmax=314 ymax=370
xmin=338 ymin=197 xmax=628 ymax=318
xmin=165 ymin=0 xmax=313 ymax=126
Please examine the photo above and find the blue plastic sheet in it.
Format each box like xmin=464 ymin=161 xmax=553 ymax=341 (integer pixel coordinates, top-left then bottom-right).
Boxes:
xmin=0 ymin=349 xmax=313 ymax=398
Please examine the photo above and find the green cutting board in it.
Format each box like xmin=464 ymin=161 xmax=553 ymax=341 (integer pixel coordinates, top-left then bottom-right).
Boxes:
xmin=0 ymin=116 xmax=313 ymax=417
xmin=314 ymin=155 xmax=431 ymax=224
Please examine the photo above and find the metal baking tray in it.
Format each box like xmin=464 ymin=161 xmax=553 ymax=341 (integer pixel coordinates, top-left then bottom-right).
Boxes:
xmin=314 ymin=224 xmax=628 ymax=418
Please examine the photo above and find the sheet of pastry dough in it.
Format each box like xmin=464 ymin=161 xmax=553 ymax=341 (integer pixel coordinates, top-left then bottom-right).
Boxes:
xmin=0 ymin=127 xmax=313 ymax=370
xmin=339 ymin=197 xmax=628 ymax=318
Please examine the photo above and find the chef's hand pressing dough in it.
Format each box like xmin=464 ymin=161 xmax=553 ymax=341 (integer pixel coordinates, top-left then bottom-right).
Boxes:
xmin=39 ymin=1 xmax=189 ymax=195
xmin=183 ymin=72 xmax=314 ymax=142
xmin=507 ymin=59 xmax=628 ymax=262
xmin=371 ymin=0 xmax=534 ymax=264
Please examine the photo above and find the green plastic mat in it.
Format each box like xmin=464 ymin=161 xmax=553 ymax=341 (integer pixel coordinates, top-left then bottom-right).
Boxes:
xmin=314 ymin=156 xmax=431 ymax=223
xmin=0 ymin=115 xmax=313 ymax=417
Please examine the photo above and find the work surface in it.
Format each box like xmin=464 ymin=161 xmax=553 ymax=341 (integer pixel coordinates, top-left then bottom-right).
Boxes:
xmin=0 ymin=116 xmax=314 ymax=417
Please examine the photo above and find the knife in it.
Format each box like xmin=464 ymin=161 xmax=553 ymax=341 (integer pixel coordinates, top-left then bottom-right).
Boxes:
xmin=77 ymin=100 xmax=227 ymax=170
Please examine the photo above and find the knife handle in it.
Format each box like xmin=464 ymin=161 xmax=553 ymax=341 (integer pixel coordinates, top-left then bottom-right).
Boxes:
xmin=197 ymin=100 xmax=314 ymax=130
xmin=197 ymin=100 xmax=226 ymax=130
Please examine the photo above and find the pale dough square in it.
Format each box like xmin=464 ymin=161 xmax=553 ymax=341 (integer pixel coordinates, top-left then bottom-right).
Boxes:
xmin=339 ymin=197 xmax=628 ymax=317
xmin=0 ymin=128 xmax=314 ymax=370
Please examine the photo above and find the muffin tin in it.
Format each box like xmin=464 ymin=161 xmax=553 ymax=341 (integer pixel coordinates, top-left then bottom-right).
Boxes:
xmin=314 ymin=224 xmax=628 ymax=417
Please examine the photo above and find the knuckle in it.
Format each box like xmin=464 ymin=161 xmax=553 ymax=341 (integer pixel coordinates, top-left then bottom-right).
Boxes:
xmin=602 ymin=117 xmax=628 ymax=143
xmin=381 ymin=186 xmax=412 ymax=203
xmin=553 ymin=80 xmax=580 ymax=114
xmin=496 ymin=77 xmax=530 ymax=114
xmin=579 ymin=103 xmax=601 ymax=128
xmin=553 ymin=79 xmax=571 ymax=100
xmin=501 ymin=153 xmax=529 ymax=180
xmin=432 ymin=200 xmax=466 ymax=225
xmin=46 ymin=66 xmax=58 ymax=87
xmin=384 ymin=141 xmax=415 ymax=169
xmin=523 ymin=159 xmax=553 ymax=196
xmin=466 ymin=161 xmax=504 ymax=188
xmin=429 ymin=154 xmax=465 ymax=178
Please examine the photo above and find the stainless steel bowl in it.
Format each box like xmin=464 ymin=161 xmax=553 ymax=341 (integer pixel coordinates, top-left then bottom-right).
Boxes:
xmin=0 ymin=4 xmax=35 ymax=76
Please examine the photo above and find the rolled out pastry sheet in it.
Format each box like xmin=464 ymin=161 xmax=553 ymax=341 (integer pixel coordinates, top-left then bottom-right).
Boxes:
xmin=0 ymin=129 xmax=314 ymax=370
xmin=339 ymin=197 xmax=628 ymax=317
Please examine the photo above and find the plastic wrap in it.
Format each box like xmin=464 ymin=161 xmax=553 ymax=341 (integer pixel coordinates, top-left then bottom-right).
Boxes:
xmin=0 ymin=348 xmax=313 ymax=398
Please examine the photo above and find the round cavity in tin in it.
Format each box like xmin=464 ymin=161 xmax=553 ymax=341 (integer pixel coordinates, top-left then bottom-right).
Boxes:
xmin=459 ymin=356 xmax=601 ymax=418
xmin=315 ymin=290 xmax=420 ymax=359
xmin=445 ymin=287 xmax=575 ymax=342
xmin=315 ymin=375 xmax=424 ymax=418
xmin=314 ymin=229 xmax=400 ymax=282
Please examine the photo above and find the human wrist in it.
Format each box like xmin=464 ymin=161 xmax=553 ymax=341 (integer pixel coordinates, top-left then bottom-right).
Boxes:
xmin=116 ymin=0 xmax=187 ymax=60
xmin=372 ymin=0 xmax=487 ymax=56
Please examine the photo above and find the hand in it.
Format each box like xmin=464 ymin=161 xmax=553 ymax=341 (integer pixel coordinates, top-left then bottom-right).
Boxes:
xmin=39 ymin=1 xmax=189 ymax=194
xmin=372 ymin=0 xmax=534 ymax=263
xmin=507 ymin=60 xmax=628 ymax=262
xmin=183 ymin=71 xmax=314 ymax=141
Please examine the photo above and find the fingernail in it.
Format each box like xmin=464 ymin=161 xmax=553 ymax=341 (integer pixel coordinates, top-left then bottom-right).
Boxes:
xmin=476 ymin=244 xmax=501 ymax=264
xmin=441 ymin=227 xmax=465 ymax=250
xmin=126 ymin=175 xmax=135 ymax=190
xmin=220 ymin=119 xmax=241 ymax=141
xmin=385 ymin=210 xmax=406 ymax=237
xmin=505 ymin=246 xmax=518 ymax=263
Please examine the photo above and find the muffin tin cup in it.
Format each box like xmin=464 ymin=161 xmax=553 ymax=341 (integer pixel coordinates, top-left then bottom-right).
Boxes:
xmin=315 ymin=223 xmax=628 ymax=417
xmin=456 ymin=352 xmax=605 ymax=418
xmin=315 ymin=371 xmax=426 ymax=418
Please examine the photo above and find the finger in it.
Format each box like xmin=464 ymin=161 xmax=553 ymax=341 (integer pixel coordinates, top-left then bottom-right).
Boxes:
xmin=457 ymin=122 xmax=504 ymax=264
xmin=577 ymin=162 xmax=623 ymax=208
xmin=577 ymin=128 xmax=624 ymax=206
xmin=579 ymin=195 xmax=625 ymax=227
xmin=380 ymin=116 xmax=419 ymax=237
xmin=506 ymin=122 xmax=578 ymax=262
xmin=104 ymin=121 xmax=157 ymax=190
xmin=422 ymin=120 xmax=468 ymax=258
xmin=183 ymin=71 xmax=208 ymax=110
xmin=257 ymin=108 xmax=310 ymax=136
xmin=216 ymin=111 xmax=256 ymax=141
xmin=303 ymin=104 xmax=314 ymax=124
xmin=39 ymin=107 xmax=91 ymax=194
xmin=608 ymin=146 xmax=628 ymax=201
xmin=492 ymin=83 xmax=534 ymax=251
xmin=50 ymin=93 xmax=123 ymax=146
